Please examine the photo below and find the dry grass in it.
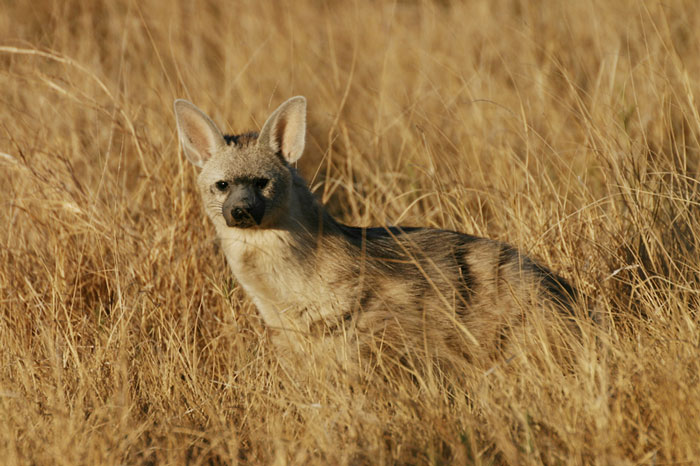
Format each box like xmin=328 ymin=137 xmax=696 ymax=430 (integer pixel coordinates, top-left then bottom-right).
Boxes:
xmin=2 ymin=0 xmax=700 ymax=463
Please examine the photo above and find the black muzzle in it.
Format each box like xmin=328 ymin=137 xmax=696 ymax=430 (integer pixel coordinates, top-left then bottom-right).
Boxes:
xmin=222 ymin=184 xmax=265 ymax=228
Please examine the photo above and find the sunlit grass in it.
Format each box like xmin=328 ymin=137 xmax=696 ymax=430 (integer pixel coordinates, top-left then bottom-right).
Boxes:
xmin=1 ymin=0 xmax=699 ymax=463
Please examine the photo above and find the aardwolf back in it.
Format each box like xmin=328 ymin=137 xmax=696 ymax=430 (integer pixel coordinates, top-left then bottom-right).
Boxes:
xmin=174 ymin=96 xmax=578 ymax=364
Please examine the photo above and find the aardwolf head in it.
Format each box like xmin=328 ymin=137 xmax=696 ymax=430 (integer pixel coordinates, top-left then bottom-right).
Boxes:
xmin=174 ymin=96 xmax=307 ymax=229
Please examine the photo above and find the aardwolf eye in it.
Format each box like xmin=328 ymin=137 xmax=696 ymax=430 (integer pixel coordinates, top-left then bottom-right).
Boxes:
xmin=215 ymin=180 xmax=229 ymax=191
xmin=254 ymin=178 xmax=269 ymax=190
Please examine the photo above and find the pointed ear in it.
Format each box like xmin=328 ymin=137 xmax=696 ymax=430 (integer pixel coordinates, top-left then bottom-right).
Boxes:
xmin=258 ymin=96 xmax=306 ymax=163
xmin=173 ymin=99 xmax=225 ymax=167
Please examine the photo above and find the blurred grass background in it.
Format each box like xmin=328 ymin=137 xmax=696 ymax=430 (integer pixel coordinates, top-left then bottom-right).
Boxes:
xmin=1 ymin=0 xmax=700 ymax=463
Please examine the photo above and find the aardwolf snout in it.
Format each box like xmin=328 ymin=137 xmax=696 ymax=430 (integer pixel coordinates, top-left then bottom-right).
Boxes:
xmin=222 ymin=185 xmax=265 ymax=228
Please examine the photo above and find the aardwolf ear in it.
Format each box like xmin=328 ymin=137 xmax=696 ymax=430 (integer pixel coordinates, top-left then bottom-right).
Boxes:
xmin=258 ymin=96 xmax=306 ymax=163
xmin=173 ymin=99 xmax=225 ymax=167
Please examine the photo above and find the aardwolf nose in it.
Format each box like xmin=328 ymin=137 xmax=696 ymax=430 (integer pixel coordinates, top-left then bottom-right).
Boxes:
xmin=225 ymin=206 xmax=254 ymax=228
xmin=231 ymin=207 xmax=246 ymax=222
xmin=222 ymin=185 xmax=265 ymax=228
xmin=223 ymin=201 xmax=264 ymax=228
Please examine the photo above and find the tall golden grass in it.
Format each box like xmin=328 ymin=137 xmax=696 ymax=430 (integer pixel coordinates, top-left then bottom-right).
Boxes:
xmin=1 ymin=0 xmax=699 ymax=463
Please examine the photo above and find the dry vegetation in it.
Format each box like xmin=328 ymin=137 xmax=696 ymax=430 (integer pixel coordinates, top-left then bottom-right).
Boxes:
xmin=1 ymin=0 xmax=700 ymax=463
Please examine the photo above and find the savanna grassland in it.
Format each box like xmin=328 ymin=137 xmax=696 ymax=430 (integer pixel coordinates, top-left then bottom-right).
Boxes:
xmin=2 ymin=0 xmax=700 ymax=464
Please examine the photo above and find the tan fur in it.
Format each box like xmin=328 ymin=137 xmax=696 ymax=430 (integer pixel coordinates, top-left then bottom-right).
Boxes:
xmin=174 ymin=96 xmax=579 ymax=366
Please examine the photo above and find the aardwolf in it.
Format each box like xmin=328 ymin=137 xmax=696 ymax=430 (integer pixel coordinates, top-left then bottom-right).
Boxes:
xmin=174 ymin=96 xmax=578 ymax=364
